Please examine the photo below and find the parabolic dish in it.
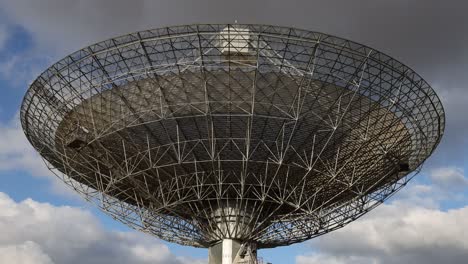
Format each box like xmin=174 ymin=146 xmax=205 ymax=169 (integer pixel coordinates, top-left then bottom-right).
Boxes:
xmin=21 ymin=24 xmax=445 ymax=249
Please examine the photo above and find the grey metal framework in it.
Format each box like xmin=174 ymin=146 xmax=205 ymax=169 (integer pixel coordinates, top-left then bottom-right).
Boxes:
xmin=21 ymin=24 xmax=444 ymax=256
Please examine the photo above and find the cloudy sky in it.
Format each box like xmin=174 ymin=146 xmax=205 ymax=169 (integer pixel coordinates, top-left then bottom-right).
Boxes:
xmin=0 ymin=0 xmax=467 ymax=263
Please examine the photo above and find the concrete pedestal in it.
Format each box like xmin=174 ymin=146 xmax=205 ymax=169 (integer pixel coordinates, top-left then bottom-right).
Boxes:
xmin=208 ymin=239 xmax=257 ymax=264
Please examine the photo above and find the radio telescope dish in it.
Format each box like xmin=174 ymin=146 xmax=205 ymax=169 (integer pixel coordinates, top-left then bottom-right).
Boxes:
xmin=21 ymin=24 xmax=445 ymax=264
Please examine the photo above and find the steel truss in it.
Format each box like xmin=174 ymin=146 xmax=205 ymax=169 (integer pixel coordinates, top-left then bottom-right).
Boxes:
xmin=21 ymin=24 xmax=445 ymax=251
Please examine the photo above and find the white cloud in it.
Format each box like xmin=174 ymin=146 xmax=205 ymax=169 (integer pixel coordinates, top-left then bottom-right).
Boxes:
xmin=0 ymin=241 xmax=54 ymax=264
xmin=0 ymin=115 xmax=83 ymax=198
xmin=0 ymin=116 xmax=49 ymax=176
xmin=0 ymin=192 xmax=205 ymax=264
xmin=430 ymin=167 xmax=468 ymax=189
xmin=298 ymin=205 xmax=468 ymax=264
xmin=296 ymin=184 xmax=468 ymax=264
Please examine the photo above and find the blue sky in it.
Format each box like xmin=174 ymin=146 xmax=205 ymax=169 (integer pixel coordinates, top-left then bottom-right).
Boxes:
xmin=0 ymin=1 xmax=467 ymax=263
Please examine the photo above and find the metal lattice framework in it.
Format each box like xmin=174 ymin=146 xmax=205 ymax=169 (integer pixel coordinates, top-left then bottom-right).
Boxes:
xmin=21 ymin=24 xmax=444 ymax=249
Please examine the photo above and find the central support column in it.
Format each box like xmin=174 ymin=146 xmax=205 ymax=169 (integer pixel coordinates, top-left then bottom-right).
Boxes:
xmin=208 ymin=203 xmax=257 ymax=263
xmin=209 ymin=239 xmax=240 ymax=264
xmin=222 ymin=239 xmax=239 ymax=264
xmin=208 ymin=239 xmax=257 ymax=264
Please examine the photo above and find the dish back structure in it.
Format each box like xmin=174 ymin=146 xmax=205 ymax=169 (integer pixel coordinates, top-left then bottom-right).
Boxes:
xmin=21 ymin=24 xmax=444 ymax=264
